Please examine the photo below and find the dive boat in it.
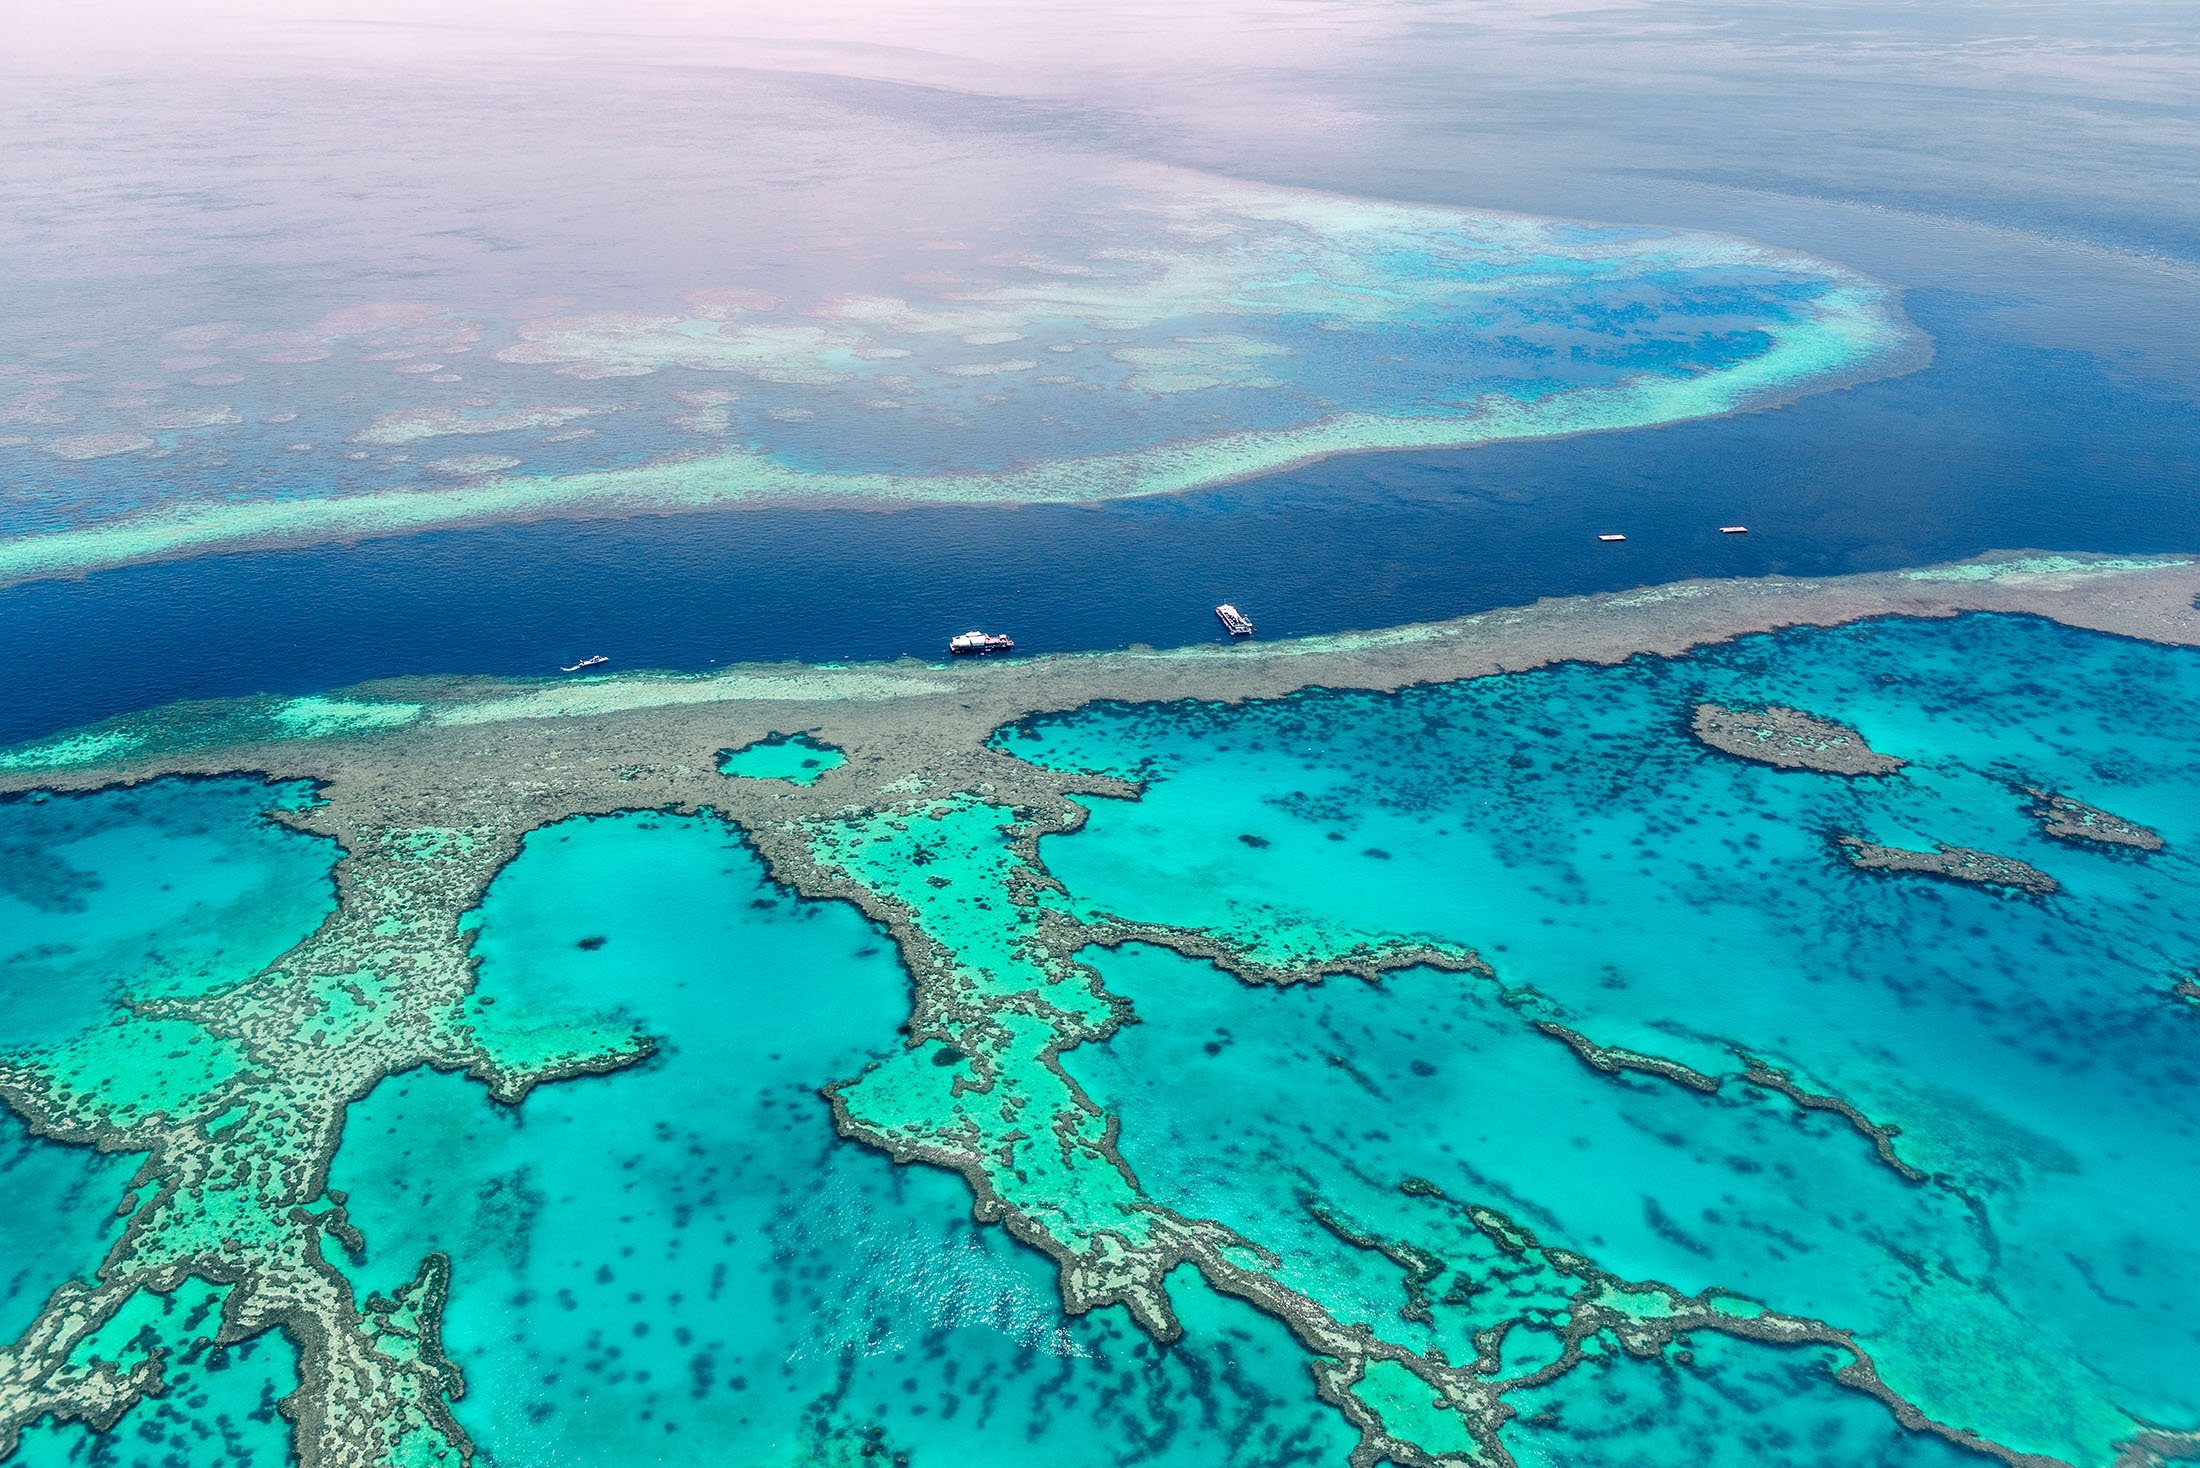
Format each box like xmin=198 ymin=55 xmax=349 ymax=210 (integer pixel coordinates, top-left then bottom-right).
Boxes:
xmin=1215 ymin=603 xmax=1255 ymax=637
xmin=949 ymin=630 xmax=1016 ymax=656
xmin=560 ymin=654 xmax=609 ymax=673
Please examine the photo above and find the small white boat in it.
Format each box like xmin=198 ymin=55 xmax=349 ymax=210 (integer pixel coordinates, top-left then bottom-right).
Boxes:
xmin=1721 ymin=525 xmax=1749 ymax=535
xmin=949 ymin=630 xmax=1016 ymax=656
xmin=560 ymin=654 xmax=609 ymax=673
xmin=1597 ymin=533 xmax=1627 ymax=543
xmin=1215 ymin=604 xmax=1255 ymax=637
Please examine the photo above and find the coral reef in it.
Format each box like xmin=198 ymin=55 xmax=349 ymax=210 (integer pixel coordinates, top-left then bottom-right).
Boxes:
xmin=1691 ymin=703 xmax=1907 ymax=775
xmin=2 ymin=553 xmax=2198 ymax=1467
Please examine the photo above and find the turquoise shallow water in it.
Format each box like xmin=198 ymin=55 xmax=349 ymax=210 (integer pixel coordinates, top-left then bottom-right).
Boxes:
xmin=0 ymin=1112 xmax=128 ymax=1348
xmin=330 ymin=812 xmax=1349 ymax=1467
xmin=1504 ymin=1332 xmax=1974 ymax=1468
xmin=0 ymin=778 xmax=334 ymax=1048
xmin=0 ymin=776 xmax=335 ymax=1342
xmin=1005 ymin=612 xmax=2200 ymax=1462
xmin=717 ymin=733 xmax=847 ymax=786
xmin=7 ymin=1286 xmax=297 ymax=1468
xmin=0 ymin=777 xmax=331 ymax=1466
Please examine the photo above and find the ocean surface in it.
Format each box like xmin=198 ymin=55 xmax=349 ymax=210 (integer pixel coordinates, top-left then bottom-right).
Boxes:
xmin=4 ymin=276 xmax=2198 ymax=746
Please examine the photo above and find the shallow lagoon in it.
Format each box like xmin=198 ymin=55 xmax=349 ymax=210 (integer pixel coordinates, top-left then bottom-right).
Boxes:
xmin=1010 ymin=612 xmax=2200 ymax=1461
xmin=0 ymin=775 xmax=337 ymax=1332
xmin=6 ymin=1286 xmax=296 ymax=1468
xmin=717 ymin=733 xmax=847 ymax=786
xmin=0 ymin=778 xmax=333 ymax=1049
xmin=330 ymin=811 xmax=1350 ymax=1467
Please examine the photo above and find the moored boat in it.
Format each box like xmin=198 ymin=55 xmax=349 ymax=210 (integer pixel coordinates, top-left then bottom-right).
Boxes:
xmin=560 ymin=654 xmax=610 ymax=672
xmin=949 ymin=630 xmax=1016 ymax=656
xmin=1215 ymin=603 xmax=1255 ymax=637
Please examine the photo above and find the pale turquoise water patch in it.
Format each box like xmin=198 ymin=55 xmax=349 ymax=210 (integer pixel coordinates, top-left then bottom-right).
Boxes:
xmin=1010 ymin=613 xmax=2200 ymax=1464
xmin=330 ymin=811 xmax=1351 ymax=1467
xmin=0 ymin=731 xmax=143 ymax=774
xmin=716 ymin=731 xmax=846 ymax=785
xmin=268 ymin=694 xmax=424 ymax=738
xmin=0 ymin=777 xmax=338 ymax=1048
xmin=1066 ymin=940 xmax=1967 ymax=1466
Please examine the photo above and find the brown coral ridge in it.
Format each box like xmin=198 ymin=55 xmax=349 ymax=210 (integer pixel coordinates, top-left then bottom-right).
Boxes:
xmin=1303 ymin=1196 xmax=1453 ymax=1325
xmin=2022 ymin=788 xmax=2165 ymax=852
xmin=1072 ymin=914 xmax=1487 ymax=990
xmin=1690 ymin=702 xmax=1907 ymax=775
xmin=1534 ymin=1022 xmax=1932 ymax=1187
xmin=0 ymin=808 xmax=657 ymax=1467
xmin=1837 ymin=836 xmax=2060 ymax=896
xmin=1533 ymin=1021 xmax=1723 ymax=1093
xmin=1735 ymin=1056 xmax=1928 ymax=1184
xmin=801 ymin=804 xmax=2018 ymax=1468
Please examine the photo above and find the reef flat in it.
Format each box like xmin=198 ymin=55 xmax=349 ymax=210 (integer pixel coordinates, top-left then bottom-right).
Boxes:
xmin=0 ymin=168 xmax=1919 ymax=589
xmin=2 ymin=550 xmax=2198 ymax=1468
xmin=2022 ymin=788 xmax=2165 ymax=851
xmin=1837 ymin=837 xmax=2061 ymax=896
xmin=1691 ymin=702 xmax=1908 ymax=775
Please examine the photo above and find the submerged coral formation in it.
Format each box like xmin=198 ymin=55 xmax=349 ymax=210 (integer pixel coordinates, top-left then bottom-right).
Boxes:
xmin=717 ymin=731 xmax=847 ymax=785
xmin=0 ymin=168 xmax=1921 ymax=589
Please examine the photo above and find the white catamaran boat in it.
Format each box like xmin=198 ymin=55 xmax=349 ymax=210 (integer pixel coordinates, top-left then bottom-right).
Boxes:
xmin=1215 ymin=604 xmax=1255 ymax=637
